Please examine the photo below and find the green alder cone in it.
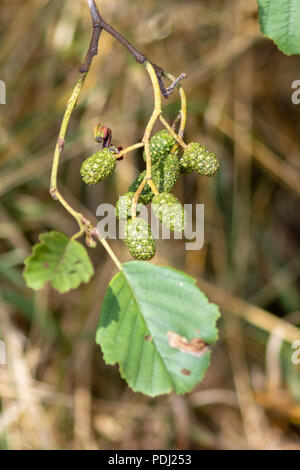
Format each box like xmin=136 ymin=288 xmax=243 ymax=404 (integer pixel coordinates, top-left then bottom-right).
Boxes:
xmin=154 ymin=151 xmax=180 ymax=193
xmin=115 ymin=192 xmax=141 ymax=220
xmin=143 ymin=129 xmax=176 ymax=164
xmin=152 ymin=192 xmax=185 ymax=232
xmin=128 ymin=152 xmax=180 ymax=205
xmin=80 ymin=148 xmax=116 ymax=185
xmin=125 ymin=218 xmax=156 ymax=261
xmin=180 ymin=142 xmax=220 ymax=176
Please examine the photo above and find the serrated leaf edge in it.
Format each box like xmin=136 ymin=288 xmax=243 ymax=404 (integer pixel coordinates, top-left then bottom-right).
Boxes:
xmin=97 ymin=262 xmax=220 ymax=396
xmin=24 ymin=231 xmax=94 ymax=293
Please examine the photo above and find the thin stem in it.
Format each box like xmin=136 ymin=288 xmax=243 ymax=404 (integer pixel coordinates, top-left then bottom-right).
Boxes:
xmin=131 ymin=61 xmax=163 ymax=218
xmin=50 ymin=8 xmax=122 ymax=270
xmin=71 ymin=227 xmax=85 ymax=241
xmin=148 ymin=179 xmax=159 ymax=196
xmin=131 ymin=63 xmax=185 ymax=216
xmin=80 ymin=4 xmax=102 ymax=73
xmin=92 ymin=229 xmax=122 ymax=270
xmin=165 ymin=72 xmax=188 ymax=139
xmin=87 ymin=0 xmax=146 ymax=64
xmin=163 ymin=72 xmax=187 ymax=97
xmin=131 ymin=176 xmax=147 ymax=219
xmin=178 ymin=87 xmax=187 ymax=139
xmin=159 ymin=115 xmax=187 ymax=149
xmin=115 ymin=142 xmax=144 ymax=159
xmin=55 ymin=190 xmax=84 ymax=233
xmin=50 ymin=75 xmax=88 ymax=239
xmin=143 ymin=61 xmax=162 ymax=179
xmin=50 ymin=74 xmax=87 ymax=195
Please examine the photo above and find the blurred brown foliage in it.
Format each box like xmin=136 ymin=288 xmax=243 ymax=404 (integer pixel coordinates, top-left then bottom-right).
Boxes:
xmin=0 ymin=0 xmax=300 ymax=450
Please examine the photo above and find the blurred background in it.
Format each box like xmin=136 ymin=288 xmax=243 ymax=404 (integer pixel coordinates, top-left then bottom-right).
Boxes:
xmin=0 ymin=0 xmax=300 ymax=450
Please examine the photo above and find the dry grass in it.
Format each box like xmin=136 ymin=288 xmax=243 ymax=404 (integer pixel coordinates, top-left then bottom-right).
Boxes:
xmin=0 ymin=0 xmax=300 ymax=449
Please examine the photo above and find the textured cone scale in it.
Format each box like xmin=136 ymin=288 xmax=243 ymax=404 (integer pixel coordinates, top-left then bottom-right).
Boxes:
xmin=128 ymin=152 xmax=180 ymax=205
xmin=143 ymin=129 xmax=176 ymax=164
xmin=115 ymin=192 xmax=141 ymax=220
xmin=153 ymin=151 xmax=180 ymax=193
xmin=152 ymin=192 xmax=185 ymax=232
xmin=125 ymin=218 xmax=156 ymax=260
xmin=80 ymin=149 xmax=116 ymax=185
xmin=180 ymin=142 xmax=220 ymax=176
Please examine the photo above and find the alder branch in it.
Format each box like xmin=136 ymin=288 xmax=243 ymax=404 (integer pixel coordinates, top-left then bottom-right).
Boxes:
xmin=85 ymin=0 xmax=186 ymax=98
xmin=50 ymin=0 xmax=188 ymax=268
xmin=79 ymin=6 xmax=102 ymax=73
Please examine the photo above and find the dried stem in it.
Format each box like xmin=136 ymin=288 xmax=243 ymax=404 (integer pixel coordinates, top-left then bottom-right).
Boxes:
xmin=87 ymin=0 xmax=185 ymax=98
xmin=80 ymin=3 xmax=102 ymax=73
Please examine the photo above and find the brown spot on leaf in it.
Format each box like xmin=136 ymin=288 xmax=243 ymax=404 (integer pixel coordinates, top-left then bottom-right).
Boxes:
xmin=167 ymin=331 xmax=209 ymax=357
xmin=43 ymin=262 xmax=49 ymax=270
xmin=181 ymin=368 xmax=191 ymax=376
xmin=145 ymin=335 xmax=152 ymax=342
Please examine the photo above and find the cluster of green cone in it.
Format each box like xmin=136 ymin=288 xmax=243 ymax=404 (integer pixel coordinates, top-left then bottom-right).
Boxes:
xmin=115 ymin=130 xmax=220 ymax=261
xmin=80 ymin=129 xmax=220 ymax=261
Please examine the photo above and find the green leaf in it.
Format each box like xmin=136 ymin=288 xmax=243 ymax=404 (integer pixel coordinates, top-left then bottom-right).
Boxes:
xmin=96 ymin=261 xmax=220 ymax=396
xmin=23 ymin=231 xmax=94 ymax=293
xmin=257 ymin=0 xmax=300 ymax=55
